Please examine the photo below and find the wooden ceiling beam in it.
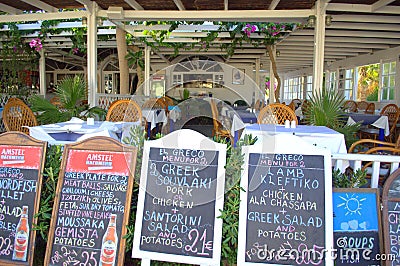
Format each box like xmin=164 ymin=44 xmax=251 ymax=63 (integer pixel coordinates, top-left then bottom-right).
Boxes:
xmin=173 ymin=0 xmax=186 ymax=10
xmin=327 ymin=3 xmax=400 ymax=14
xmin=0 ymin=3 xmax=22 ymax=14
xmin=269 ymin=0 xmax=281 ymax=10
xmin=98 ymin=9 xmax=312 ymax=22
xmin=371 ymin=0 xmax=396 ymax=12
xmin=124 ymin=0 xmax=144 ymax=10
xmin=20 ymin=0 xmax=57 ymax=12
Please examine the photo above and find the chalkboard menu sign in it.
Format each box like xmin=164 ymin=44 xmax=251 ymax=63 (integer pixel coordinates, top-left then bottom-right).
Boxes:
xmin=44 ymin=137 xmax=137 ymax=266
xmin=0 ymin=132 xmax=46 ymax=266
xmin=382 ymin=168 xmax=400 ymax=266
xmin=132 ymin=129 xmax=226 ymax=265
xmin=237 ymin=134 xmax=333 ymax=266
xmin=333 ymin=188 xmax=382 ymax=266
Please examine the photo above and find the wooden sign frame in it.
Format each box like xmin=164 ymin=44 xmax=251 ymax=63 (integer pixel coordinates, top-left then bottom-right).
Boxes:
xmin=44 ymin=136 xmax=137 ymax=266
xmin=132 ymin=129 xmax=226 ymax=266
xmin=333 ymin=188 xmax=382 ymax=266
xmin=0 ymin=132 xmax=47 ymax=266
xmin=382 ymin=168 xmax=400 ymax=266
xmin=237 ymin=134 xmax=334 ymax=266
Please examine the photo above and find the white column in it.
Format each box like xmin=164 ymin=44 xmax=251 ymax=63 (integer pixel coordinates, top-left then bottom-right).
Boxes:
xmin=39 ymin=49 xmax=46 ymax=96
xmin=144 ymin=45 xmax=151 ymax=96
xmin=312 ymin=0 xmax=327 ymax=92
xmin=87 ymin=3 xmax=98 ymax=107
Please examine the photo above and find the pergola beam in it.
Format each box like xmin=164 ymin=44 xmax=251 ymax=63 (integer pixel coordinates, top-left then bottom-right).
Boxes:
xmin=124 ymin=0 xmax=144 ymax=10
xmin=269 ymin=0 xmax=281 ymax=10
xmin=371 ymin=0 xmax=396 ymax=12
xmin=98 ymin=9 xmax=313 ymax=22
xmin=327 ymin=3 xmax=400 ymax=14
xmin=0 ymin=3 xmax=22 ymax=14
xmin=20 ymin=0 xmax=57 ymax=12
xmin=332 ymin=14 xmax=400 ymax=23
xmin=173 ymin=0 xmax=186 ymax=10
xmin=0 ymin=10 xmax=88 ymax=23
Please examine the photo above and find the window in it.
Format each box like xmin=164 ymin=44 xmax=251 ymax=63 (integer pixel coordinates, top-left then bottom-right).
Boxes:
xmin=304 ymin=75 xmax=313 ymax=99
xmin=356 ymin=63 xmax=379 ymax=101
xmin=338 ymin=68 xmax=354 ymax=99
xmin=326 ymin=71 xmax=337 ymax=91
xmin=381 ymin=61 xmax=396 ymax=101
xmin=283 ymin=76 xmax=302 ymax=101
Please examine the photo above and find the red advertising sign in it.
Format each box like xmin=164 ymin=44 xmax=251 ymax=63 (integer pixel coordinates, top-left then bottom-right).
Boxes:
xmin=0 ymin=145 xmax=42 ymax=169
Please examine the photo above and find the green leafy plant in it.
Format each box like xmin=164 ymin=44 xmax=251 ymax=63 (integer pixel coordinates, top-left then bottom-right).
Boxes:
xmin=121 ymin=125 xmax=146 ymax=252
xmin=303 ymin=88 xmax=361 ymax=147
xmin=216 ymin=134 xmax=257 ymax=265
xmin=33 ymin=145 xmax=63 ymax=240
xmin=332 ymin=168 xmax=368 ymax=188
xmin=29 ymin=75 xmax=106 ymax=124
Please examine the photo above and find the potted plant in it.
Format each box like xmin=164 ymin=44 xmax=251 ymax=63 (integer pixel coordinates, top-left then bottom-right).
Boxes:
xmin=302 ymin=88 xmax=360 ymax=147
xmin=29 ymin=75 xmax=106 ymax=124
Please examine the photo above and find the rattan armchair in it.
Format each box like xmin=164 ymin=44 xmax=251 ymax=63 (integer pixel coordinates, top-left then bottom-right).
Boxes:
xmin=210 ymin=99 xmax=233 ymax=142
xmin=2 ymin=98 xmax=38 ymax=134
xmin=257 ymin=103 xmax=298 ymax=125
xmin=360 ymin=103 xmax=399 ymax=142
xmin=343 ymin=100 xmax=358 ymax=113
xmin=105 ymin=99 xmax=143 ymax=122
xmin=349 ymin=135 xmax=400 ymax=186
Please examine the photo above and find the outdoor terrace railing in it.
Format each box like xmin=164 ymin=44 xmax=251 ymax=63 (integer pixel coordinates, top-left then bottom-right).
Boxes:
xmin=332 ymin=152 xmax=400 ymax=188
xmin=96 ymin=93 xmax=132 ymax=109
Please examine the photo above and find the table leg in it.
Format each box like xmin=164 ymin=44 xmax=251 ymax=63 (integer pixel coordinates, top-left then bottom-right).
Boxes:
xmin=378 ymin=128 xmax=384 ymax=141
xmin=234 ymin=131 xmax=238 ymax=147
xmin=170 ymin=119 xmax=174 ymax=133
xmin=147 ymin=122 xmax=151 ymax=139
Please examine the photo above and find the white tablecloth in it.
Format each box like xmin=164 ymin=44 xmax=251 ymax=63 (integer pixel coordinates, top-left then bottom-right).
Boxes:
xmin=242 ymin=124 xmax=348 ymax=155
xmin=28 ymin=117 xmax=141 ymax=145
xmin=346 ymin=114 xmax=389 ymax=136
xmin=142 ymin=109 xmax=167 ymax=129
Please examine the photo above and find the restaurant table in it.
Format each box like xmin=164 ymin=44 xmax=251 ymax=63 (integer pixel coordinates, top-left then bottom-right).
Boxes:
xmin=142 ymin=108 xmax=167 ymax=137
xmin=242 ymin=124 xmax=348 ymax=155
xmin=345 ymin=112 xmax=389 ymax=141
xmin=220 ymin=107 xmax=258 ymax=143
xmin=28 ymin=117 xmax=140 ymax=145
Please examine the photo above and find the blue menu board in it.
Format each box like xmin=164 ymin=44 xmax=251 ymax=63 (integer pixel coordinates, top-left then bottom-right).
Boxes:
xmin=333 ymin=189 xmax=381 ymax=266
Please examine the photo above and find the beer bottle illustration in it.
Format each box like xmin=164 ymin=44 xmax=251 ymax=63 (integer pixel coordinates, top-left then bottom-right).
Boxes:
xmin=12 ymin=206 xmax=29 ymax=261
xmin=99 ymin=214 xmax=118 ymax=266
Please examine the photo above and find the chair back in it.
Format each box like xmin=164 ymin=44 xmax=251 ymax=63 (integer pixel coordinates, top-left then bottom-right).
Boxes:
xmin=209 ymin=99 xmax=232 ymax=140
xmin=142 ymin=98 xmax=166 ymax=110
xmin=380 ymin=103 xmax=400 ymax=137
xmin=105 ymin=99 xmax=142 ymax=122
xmin=365 ymin=102 xmax=375 ymax=114
xmin=2 ymin=98 xmax=38 ymax=134
xmin=291 ymin=99 xmax=302 ymax=109
xmin=253 ymin=99 xmax=265 ymax=111
xmin=343 ymin=100 xmax=358 ymax=112
xmin=357 ymin=101 xmax=369 ymax=113
xmin=257 ymin=103 xmax=298 ymax=125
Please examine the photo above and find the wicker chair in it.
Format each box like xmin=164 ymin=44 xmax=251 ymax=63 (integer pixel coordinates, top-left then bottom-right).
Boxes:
xmin=105 ymin=99 xmax=142 ymax=122
xmin=253 ymin=99 xmax=265 ymax=111
xmin=142 ymin=98 xmax=166 ymax=110
xmin=357 ymin=101 xmax=369 ymax=113
xmin=343 ymin=100 xmax=358 ymax=113
xmin=349 ymin=135 xmax=400 ymax=186
xmin=2 ymin=98 xmax=38 ymax=134
xmin=365 ymin=102 xmax=375 ymax=114
xmin=209 ymin=99 xmax=232 ymax=142
xmin=359 ymin=103 xmax=399 ymax=142
xmin=257 ymin=103 xmax=298 ymax=125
